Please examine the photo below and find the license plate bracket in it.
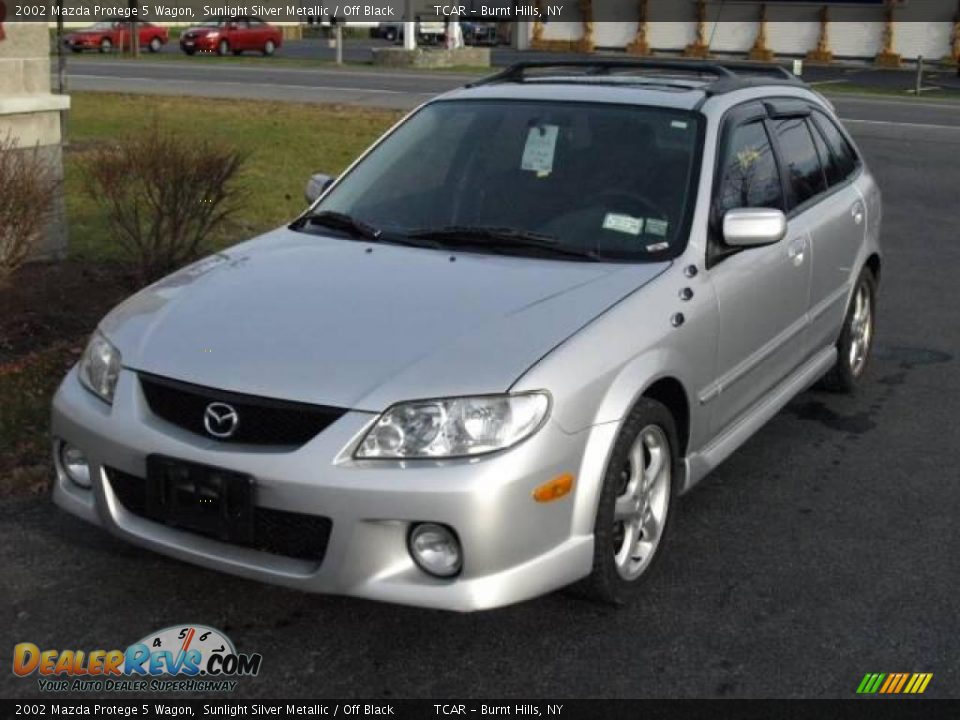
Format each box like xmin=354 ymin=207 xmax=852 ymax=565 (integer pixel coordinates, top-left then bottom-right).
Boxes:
xmin=146 ymin=455 xmax=253 ymax=544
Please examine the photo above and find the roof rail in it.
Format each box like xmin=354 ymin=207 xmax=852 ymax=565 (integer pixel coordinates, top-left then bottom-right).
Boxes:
xmin=467 ymin=59 xmax=738 ymax=87
xmin=466 ymin=58 xmax=802 ymax=92
xmin=712 ymin=61 xmax=796 ymax=80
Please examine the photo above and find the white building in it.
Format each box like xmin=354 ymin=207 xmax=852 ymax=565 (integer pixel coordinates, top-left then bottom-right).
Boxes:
xmin=0 ymin=24 xmax=69 ymax=258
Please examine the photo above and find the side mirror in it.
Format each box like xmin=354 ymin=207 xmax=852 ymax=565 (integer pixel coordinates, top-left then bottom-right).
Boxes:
xmin=722 ymin=208 xmax=787 ymax=247
xmin=304 ymin=173 xmax=335 ymax=205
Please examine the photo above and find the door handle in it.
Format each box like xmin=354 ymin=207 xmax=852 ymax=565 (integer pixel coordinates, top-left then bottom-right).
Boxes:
xmin=851 ymin=202 xmax=864 ymax=225
xmin=787 ymin=238 xmax=805 ymax=267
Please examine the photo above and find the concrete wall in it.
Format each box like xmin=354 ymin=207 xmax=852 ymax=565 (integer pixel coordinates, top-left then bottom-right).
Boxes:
xmin=0 ymin=24 xmax=69 ymax=259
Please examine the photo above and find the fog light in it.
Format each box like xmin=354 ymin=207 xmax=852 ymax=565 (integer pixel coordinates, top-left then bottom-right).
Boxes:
xmin=408 ymin=523 xmax=462 ymax=578
xmin=60 ymin=442 xmax=91 ymax=488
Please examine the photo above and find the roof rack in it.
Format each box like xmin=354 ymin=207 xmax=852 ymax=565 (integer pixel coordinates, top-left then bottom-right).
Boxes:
xmin=466 ymin=58 xmax=802 ymax=93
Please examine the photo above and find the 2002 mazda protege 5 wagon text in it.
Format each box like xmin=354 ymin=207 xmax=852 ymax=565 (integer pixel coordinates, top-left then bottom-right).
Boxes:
xmin=52 ymin=60 xmax=882 ymax=611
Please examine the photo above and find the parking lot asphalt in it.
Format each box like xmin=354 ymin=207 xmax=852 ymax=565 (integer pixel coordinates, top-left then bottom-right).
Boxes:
xmin=5 ymin=90 xmax=960 ymax=700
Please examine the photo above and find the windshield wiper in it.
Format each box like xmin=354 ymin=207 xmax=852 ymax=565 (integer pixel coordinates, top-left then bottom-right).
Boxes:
xmin=292 ymin=210 xmax=383 ymax=242
xmin=407 ymin=226 xmax=601 ymax=261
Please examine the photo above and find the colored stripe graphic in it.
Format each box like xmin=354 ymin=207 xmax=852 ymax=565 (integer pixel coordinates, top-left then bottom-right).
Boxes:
xmin=857 ymin=673 xmax=932 ymax=694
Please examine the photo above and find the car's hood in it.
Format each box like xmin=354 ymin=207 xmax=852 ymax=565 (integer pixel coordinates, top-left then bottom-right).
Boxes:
xmin=101 ymin=228 xmax=669 ymax=410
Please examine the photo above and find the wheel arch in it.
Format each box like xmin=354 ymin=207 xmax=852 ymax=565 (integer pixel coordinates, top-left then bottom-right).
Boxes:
xmin=641 ymin=377 xmax=690 ymax=459
xmin=570 ymin=372 xmax=693 ymax=539
xmin=865 ymin=252 xmax=881 ymax=286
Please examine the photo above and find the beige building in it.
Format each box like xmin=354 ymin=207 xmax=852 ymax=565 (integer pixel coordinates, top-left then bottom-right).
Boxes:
xmin=1 ymin=23 xmax=69 ymax=258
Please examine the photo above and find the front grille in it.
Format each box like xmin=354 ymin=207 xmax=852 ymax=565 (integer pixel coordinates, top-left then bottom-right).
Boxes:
xmin=106 ymin=468 xmax=333 ymax=563
xmin=139 ymin=372 xmax=346 ymax=447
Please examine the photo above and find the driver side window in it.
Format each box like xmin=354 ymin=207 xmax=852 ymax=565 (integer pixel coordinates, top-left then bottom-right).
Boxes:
xmin=715 ymin=121 xmax=783 ymax=220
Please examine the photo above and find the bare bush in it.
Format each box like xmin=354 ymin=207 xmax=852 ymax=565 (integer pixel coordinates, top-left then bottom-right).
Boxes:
xmin=84 ymin=125 xmax=246 ymax=284
xmin=0 ymin=136 xmax=60 ymax=283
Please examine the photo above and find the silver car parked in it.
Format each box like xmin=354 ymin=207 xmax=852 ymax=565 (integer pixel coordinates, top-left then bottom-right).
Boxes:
xmin=52 ymin=61 xmax=881 ymax=611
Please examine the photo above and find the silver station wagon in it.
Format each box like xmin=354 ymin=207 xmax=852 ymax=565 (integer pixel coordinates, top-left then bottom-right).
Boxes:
xmin=52 ymin=60 xmax=881 ymax=611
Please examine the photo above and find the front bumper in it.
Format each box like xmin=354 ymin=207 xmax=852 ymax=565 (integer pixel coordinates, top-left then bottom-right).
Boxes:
xmin=52 ymin=368 xmax=600 ymax=611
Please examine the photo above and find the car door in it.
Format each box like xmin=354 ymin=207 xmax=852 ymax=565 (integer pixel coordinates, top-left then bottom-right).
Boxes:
xmin=109 ymin=22 xmax=123 ymax=49
xmin=223 ymin=21 xmax=241 ymax=50
xmin=249 ymin=19 xmax=267 ymax=47
xmin=805 ymin=109 xmax=867 ymax=353
xmin=706 ymin=103 xmax=813 ymax=436
xmin=242 ymin=20 xmax=257 ymax=50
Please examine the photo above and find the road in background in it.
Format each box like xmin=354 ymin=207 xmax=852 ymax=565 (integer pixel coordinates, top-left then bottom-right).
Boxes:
xmin=118 ymin=36 xmax=960 ymax=89
xmin=62 ymin=54 xmax=960 ymax=118
xmin=4 ymin=85 xmax=960 ymax=697
xmin=60 ymin=36 xmax=960 ymax=108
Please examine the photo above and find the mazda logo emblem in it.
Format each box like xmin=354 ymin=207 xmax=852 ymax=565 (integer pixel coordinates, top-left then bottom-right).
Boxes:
xmin=203 ymin=402 xmax=239 ymax=439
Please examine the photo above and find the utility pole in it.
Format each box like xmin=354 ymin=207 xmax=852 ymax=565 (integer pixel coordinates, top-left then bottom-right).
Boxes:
xmin=335 ymin=18 xmax=342 ymax=65
xmin=403 ymin=0 xmax=416 ymax=50
xmin=56 ymin=0 xmax=68 ymax=144
xmin=129 ymin=0 xmax=139 ymax=57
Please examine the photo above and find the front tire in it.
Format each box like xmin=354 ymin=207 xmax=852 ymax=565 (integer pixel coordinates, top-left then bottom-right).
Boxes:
xmin=576 ymin=397 xmax=679 ymax=605
xmin=217 ymin=39 xmax=230 ymax=56
xmin=148 ymin=37 xmax=162 ymax=53
xmin=821 ymin=267 xmax=877 ymax=393
xmin=99 ymin=38 xmax=112 ymax=53
xmin=263 ymin=39 xmax=276 ymax=56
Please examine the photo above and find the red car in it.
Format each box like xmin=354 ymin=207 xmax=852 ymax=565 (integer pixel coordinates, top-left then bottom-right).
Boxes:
xmin=180 ymin=17 xmax=283 ymax=57
xmin=64 ymin=21 xmax=169 ymax=54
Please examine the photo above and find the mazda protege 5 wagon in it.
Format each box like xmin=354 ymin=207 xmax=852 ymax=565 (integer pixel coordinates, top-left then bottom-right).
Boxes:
xmin=52 ymin=60 xmax=881 ymax=611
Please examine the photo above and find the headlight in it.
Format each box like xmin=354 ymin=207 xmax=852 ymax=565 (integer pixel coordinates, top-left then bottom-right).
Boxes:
xmin=356 ymin=392 xmax=550 ymax=459
xmin=78 ymin=331 xmax=122 ymax=404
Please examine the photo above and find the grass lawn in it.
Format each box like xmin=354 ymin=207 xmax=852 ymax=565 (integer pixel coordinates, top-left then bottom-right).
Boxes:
xmin=66 ymin=93 xmax=402 ymax=261
xmin=0 ymin=93 xmax=401 ymax=494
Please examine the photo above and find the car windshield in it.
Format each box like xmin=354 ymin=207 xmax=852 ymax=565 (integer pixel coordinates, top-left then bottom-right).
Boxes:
xmin=306 ymin=100 xmax=703 ymax=262
xmin=88 ymin=21 xmax=117 ymax=29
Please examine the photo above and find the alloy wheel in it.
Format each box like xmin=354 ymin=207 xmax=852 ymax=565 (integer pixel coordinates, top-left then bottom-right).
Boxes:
xmin=849 ymin=281 xmax=873 ymax=377
xmin=612 ymin=424 xmax=671 ymax=581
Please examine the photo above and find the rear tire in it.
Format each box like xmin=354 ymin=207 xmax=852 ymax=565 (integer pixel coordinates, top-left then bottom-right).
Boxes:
xmin=183 ymin=48 xmax=196 ymax=56
xmin=217 ymin=39 xmax=230 ymax=56
xmin=820 ymin=267 xmax=877 ymax=393
xmin=574 ymin=397 xmax=679 ymax=605
xmin=99 ymin=38 xmax=112 ymax=53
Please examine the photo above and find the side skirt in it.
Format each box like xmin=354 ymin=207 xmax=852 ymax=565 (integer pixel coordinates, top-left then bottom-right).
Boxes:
xmin=682 ymin=345 xmax=837 ymax=493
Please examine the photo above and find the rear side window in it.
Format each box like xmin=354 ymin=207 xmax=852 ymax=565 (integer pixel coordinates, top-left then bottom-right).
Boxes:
xmin=773 ymin=117 xmax=826 ymax=208
xmin=715 ymin=121 xmax=784 ymax=218
xmin=812 ymin=112 xmax=858 ymax=185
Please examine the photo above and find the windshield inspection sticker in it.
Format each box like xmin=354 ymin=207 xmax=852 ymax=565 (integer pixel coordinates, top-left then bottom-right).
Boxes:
xmin=603 ymin=213 xmax=644 ymax=236
xmin=521 ymin=124 xmax=560 ymax=175
xmin=646 ymin=218 xmax=669 ymax=237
